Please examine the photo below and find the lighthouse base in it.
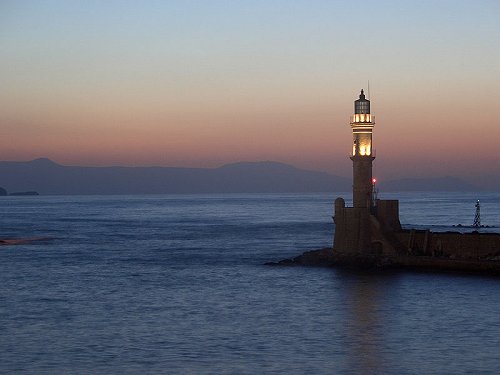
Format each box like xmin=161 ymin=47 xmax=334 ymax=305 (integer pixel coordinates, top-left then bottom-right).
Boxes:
xmin=333 ymin=197 xmax=402 ymax=256
xmin=265 ymin=195 xmax=500 ymax=276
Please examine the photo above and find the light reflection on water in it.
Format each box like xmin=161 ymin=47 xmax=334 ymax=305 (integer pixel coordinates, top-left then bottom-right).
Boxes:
xmin=340 ymin=272 xmax=389 ymax=375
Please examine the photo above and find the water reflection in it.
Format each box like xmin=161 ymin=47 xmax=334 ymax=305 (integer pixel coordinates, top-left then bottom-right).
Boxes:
xmin=335 ymin=270 xmax=399 ymax=375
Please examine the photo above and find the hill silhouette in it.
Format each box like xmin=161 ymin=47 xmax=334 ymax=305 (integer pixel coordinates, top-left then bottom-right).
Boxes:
xmin=378 ymin=176 xmax=477 ymax=192
xmin=0 ymin=158 xmax=351 ymax=195
xmin=0 ymin=158 xmax=483 ymax=195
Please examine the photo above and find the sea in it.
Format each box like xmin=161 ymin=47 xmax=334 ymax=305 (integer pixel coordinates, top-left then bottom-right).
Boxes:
xmin=1 ymin=192 xmax=499 ymax=374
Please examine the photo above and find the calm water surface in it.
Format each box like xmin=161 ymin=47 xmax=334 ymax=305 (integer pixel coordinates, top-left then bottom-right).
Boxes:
xmin=1 ymin=193 xmax=499 ymax=374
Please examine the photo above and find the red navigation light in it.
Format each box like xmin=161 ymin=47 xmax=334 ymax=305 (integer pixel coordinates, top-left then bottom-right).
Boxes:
xmin=372 ymin=178 xmax=377 ymax=184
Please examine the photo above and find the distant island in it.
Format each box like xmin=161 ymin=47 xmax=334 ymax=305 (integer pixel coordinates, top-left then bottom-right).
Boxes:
xmin=0 ymin=186 xmax=39 ymax=196
xmin=9 ymin=191 xmax=39 ymax=196
xmin=0 ymin=157 xmax=485 ymax=195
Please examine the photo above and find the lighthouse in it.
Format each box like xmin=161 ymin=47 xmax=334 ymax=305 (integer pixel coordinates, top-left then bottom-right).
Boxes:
xmin=333 ymin=89 xmax=401 ymax=255
xmin=350 ymin=89 xmax=375 ymax=208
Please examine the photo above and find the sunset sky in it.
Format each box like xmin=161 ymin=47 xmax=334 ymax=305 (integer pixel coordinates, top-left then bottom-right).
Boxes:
xmin=2 ymin=0 xmax=500 ymax=180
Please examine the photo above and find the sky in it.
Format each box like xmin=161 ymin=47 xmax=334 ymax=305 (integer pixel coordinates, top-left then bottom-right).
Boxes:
xmin=1 ymin=0 xmax=500 ymax=180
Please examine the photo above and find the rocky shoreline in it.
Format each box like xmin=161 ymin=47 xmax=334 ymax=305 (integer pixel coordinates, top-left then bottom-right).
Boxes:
xmin=266 ymin=248 xmax=500 ymax=276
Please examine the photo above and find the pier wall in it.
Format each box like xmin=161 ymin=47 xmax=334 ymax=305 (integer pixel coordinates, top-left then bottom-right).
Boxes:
xmin=395 ymin=230 xmax=500 ymax=259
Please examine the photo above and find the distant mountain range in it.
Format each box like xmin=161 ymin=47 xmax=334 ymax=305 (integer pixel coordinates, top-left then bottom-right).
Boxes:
xmin=0 ymin=158 xmax=484 ymax=195
xmin=377 ymin=176 xmax=477 ymax=192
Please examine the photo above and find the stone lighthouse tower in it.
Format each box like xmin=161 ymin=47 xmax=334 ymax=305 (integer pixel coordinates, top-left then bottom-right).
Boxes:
xmin=333 ymin=89 xmax=401 ymax=255
xmin=350 ymin=89 xmax=375 ymax=208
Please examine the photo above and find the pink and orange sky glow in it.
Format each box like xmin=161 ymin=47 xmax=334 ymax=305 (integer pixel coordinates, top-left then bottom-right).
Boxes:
xmin=2 ymin=0 xmax=500 ymax=181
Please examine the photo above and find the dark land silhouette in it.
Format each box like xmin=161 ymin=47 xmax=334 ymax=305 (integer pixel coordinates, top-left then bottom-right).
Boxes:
xmin=0 ymin=158 xmax=485 ymax=195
